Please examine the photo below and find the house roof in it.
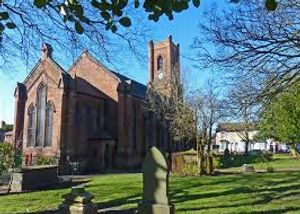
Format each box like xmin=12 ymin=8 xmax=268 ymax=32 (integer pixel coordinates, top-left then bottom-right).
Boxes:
xmin=216 ymin=122 xmax=257 ymax=132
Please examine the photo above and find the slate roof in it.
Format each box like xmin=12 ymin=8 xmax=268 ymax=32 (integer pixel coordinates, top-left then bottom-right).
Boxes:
xmin=110 ymin=70 xmax=147 ymax=99
xmin=216 ymin=122 xmax=257 ymax=132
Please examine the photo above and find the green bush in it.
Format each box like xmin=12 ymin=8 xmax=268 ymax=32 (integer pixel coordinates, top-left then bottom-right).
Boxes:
xmin=0 ymin=143 xmax=14 ymax=175
xmin=218 ymin=153 xmax=272 ymax=169
xmin=13 ymin=150 xmax=22 ymax=169
xmin=36 ymin=154 xmax=55 ymax=165
xmin=181 ymin=163 xmax=198 ymax=176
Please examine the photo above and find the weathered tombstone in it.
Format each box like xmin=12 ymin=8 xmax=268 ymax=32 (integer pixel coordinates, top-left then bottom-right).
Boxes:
xmin=10 ymin=165 xmax=59 ymax=193
xmin=59 ymin=185 xmax=97 ymax=214
xmin=138 ymin=146 xmax=175 ymax=214
xmin=241 ymin=164 xmax=255 ymax=173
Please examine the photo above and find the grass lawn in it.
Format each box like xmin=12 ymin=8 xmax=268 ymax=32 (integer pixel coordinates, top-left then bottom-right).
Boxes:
xmin=221 ymin=154 xmax=300 ymax=173
xmin=0 ymin=154 xmax=300 ymax=213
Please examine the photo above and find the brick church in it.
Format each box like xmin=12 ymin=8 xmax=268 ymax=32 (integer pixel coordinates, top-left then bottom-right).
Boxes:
xmin=12 ymin=36 xmax=181 ymax=173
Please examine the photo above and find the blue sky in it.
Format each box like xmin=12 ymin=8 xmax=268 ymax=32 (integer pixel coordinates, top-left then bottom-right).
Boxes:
xmin=0 ymin=0 xmax=226 ymax=124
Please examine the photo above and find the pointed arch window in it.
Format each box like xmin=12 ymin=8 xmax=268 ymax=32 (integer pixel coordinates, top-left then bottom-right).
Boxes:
xmin=36 ymin=83 xmax=47 ymax=147
xmin=27 ymin=104 xmax=36 ymax=147
xmin=45 ymin=101 xmax=55 ymax=147
xmin=157 ymin=55 xmax=164 ymax=71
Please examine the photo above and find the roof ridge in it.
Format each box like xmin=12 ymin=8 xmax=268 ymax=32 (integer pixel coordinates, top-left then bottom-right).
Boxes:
xmin=67 ymin=50 xmax=121 ymax=82
xmin=23 ymin=57 xmax=67 ymax=85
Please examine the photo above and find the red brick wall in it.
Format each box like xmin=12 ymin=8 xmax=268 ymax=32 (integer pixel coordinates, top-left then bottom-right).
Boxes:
xmin=22 ymin=59 xmax=64 ymax=162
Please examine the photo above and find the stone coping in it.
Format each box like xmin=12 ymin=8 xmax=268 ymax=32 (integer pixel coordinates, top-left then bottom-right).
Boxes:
xmin=20 ymin=165 xmax=58 ymax=171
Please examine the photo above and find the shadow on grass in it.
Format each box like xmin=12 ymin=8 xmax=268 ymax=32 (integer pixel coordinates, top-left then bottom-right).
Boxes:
xmin=95 ymin=193 xmax=140 ymax=210
xmin=175 ymin=172 xmax=300 ymax=213
xmin=7 ymin=179 xmax=90 ymax=196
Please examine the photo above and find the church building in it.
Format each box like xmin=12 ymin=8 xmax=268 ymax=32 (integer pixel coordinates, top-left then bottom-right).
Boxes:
xmin=12 ymin=36 xmax=181 ymax=173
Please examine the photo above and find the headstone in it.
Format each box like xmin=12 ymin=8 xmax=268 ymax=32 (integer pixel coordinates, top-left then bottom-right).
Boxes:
xmin=59 ymin=185 xmax=97 ymax=214
xmin=241 ymin=164 xmax=255 ymax=173
xmin=138 ymin=146 xmax=175 ymax=214
xmin=10 ymin=165 xmax=58 ymax=192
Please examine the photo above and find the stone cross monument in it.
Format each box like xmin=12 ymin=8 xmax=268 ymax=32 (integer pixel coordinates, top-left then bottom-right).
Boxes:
xmin=138 ymin=146 xmax=175 ymax=214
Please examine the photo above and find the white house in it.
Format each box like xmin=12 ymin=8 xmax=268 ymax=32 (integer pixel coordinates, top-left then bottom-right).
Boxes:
xmin=214 ymin=123 xmax=288 ymax=153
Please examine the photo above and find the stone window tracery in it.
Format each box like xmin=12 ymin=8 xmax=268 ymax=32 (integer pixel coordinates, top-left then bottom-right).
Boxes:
xmin=36 ymin=83 xmax=47 ymax=147
xmin=27 ymin=104 xmax=36 ymax=147
xmin=45 ymin=101 xmax=54 ymax=147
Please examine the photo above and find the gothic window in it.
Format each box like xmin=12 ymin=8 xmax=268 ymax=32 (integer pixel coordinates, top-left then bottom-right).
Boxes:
xmin=36 ymin=83 xmax=47 ymax=147
xmin=27 ymin=104 xmax=36 ymax=147
xmin=157 ymin=55 xmax=164 ymax=71
xmin=45 ymin=101 xmax=54 ymax=147
xmin=75 ymin=103 xmax=81 ymax=127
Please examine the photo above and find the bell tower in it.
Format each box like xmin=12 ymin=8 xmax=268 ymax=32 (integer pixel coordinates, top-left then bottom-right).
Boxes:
xmin=148 ymin=36 xmax=180 ymax=97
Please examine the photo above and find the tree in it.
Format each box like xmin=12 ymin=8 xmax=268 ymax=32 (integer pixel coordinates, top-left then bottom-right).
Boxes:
xmin=223 ymin=80 xmax=259 ymax=154
xmin=145 ymin=71 xmax=224 ymax=175
xmin=192 ymin=0 xmax=300 ymax=100
xmin=0 ymin=143 xmax=14 ymax=175
xmin=0 ymin=0 xmax=278 ymax=70
xmin=258 ymin=83 xmax=300 ymax=156
xmin=0 ymin=0 xmax=203 ymax=70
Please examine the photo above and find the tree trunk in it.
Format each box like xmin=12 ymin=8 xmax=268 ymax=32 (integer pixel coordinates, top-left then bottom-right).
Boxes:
xmin=197 ymin=137 xmax=206 ymax=176
xmin=207 ymin=124 xmax=213 ymax=153
xmin=245 ymin=140 xmax=249 ymax=154
xmin=206 ymin=154 xmax=214 ymax=175
xmin=290 ymin=143 xmax=299 ymax=157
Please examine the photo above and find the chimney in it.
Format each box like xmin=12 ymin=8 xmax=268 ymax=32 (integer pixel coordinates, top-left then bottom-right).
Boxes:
xmin=168 ymin=35 xmax=172 ymax=43
xmin=41 ymin=43 xmax=53 ymax=60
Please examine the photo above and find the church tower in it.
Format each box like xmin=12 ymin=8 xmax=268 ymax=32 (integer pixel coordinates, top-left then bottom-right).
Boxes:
xmin=148 ymin=36 xmax=180 ymax=97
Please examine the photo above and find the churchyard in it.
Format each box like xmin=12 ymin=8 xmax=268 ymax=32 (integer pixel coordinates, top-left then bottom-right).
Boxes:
xmin=1 ymin=153 xmax=300 ymax=213
xmin=1 ymin=1 xmax=300 ymax=213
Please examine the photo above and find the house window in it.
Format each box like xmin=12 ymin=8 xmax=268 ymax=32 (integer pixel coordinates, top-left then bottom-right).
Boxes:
xmin=27 ymin=104 xmax=36 ymax=147
xmin=157 ymin=55 xmax=164 ymax=71
xmin=45 ymin=102 xmax=54 ymax=147
xmin=220 ymin=131 xmax=225 ymax=138
xmin=36 ymin=83 xmax=47 ymax=147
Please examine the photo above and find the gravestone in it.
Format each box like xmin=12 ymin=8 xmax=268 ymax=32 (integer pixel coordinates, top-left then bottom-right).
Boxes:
xmin=10 ymin=165 xmax=58 ymax=192
xmin=241 ymin=164 xmax=255 ymax=173
xmin=138 ymin=146 xmax=175 ymax=214
xmin=59 ymin=185 xmax=97 ymax=214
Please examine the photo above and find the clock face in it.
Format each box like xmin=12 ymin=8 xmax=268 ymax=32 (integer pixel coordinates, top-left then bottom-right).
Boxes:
xmin=158 ymin=72 xmax=164 ymax=80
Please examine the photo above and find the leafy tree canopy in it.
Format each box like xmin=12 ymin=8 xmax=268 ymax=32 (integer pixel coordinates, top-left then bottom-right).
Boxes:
xmin=258 ymin=83 xmax=300 ymax=144
xmin=0 ymin=0 xmax=278 ymax=35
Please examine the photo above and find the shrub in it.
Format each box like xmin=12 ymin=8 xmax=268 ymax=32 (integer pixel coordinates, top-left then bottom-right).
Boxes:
xmin=13 ymin=150 xmax=22 ymax=169
xmin=36 ymin=154 xmax=55 ymax=165
xmin=0 ymin=143 xmax=14 ymax=175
